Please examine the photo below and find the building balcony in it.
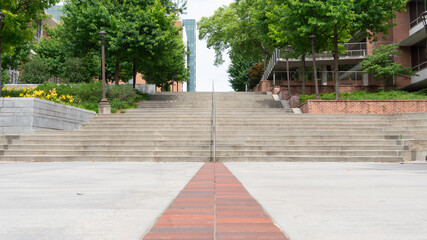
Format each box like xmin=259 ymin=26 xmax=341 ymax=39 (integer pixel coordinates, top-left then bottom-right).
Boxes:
xmin=263 ymin=43 xmax=367 ymax=81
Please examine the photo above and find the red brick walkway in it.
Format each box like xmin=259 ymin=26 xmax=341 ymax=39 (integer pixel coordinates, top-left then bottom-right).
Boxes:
xmin=143 ymin=163 xmax=289 ymax=240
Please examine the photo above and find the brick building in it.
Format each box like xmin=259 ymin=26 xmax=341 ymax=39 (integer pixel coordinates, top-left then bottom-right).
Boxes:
xmin=257 ymin=0 xmax=427 ymax=93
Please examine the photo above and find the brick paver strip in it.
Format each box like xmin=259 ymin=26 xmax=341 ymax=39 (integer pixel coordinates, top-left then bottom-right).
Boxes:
xmin=142 ymin=163 xmax=288 ymax=240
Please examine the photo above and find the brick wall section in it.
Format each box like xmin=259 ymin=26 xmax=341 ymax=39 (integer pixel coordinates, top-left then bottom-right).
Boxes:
xmin=300 ymin=99 xmax=427 ymax=114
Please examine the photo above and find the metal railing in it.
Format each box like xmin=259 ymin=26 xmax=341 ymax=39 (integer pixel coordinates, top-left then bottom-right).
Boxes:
xmin=270 ymin=70 xmax=368 ymax=86
xmin=410 ymin=15 xmax=424 ymax=29
xmin=301 ymin=43 xmax=367 ymax=59
xmin=412 ymin=61 xmax=427 ymax=72
xmin=211 ymin=81 xmax=216 ymax=163
xmin=262 ymin=43 xmax=367 ymax=82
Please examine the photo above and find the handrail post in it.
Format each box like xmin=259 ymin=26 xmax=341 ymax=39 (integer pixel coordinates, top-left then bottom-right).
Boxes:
xmin=212 ymin=81 xmax=216 ymax=162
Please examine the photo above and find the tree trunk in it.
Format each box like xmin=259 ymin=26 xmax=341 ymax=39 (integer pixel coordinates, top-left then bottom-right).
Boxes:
xmin=333 ymin=24 xmax=340 ymax=100
xmin=259 ymin=43 xmax=272 ymax=58
xmin=115 ymin=54 xmax=120 ymax=85
xmin=132 ymin=58 xmax=136 ymax=89
xmin=302 ymin=55 xmax=306 ymax=95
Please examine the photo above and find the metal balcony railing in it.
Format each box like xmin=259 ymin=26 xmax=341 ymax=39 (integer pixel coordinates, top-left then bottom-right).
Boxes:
xmin=410 ymin=15 xmax=424 ymax=29
xmin=262 ymin=43 xmax=367 ymax=82
xmin=412 ymin=61 xmax=427 ymax=72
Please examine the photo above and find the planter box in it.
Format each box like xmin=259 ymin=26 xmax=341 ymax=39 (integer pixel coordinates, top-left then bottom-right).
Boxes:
xmin=0 ymin=98 xmax=96 ymax=135
xmin=300 ymin=99 xmax=427 ymax=114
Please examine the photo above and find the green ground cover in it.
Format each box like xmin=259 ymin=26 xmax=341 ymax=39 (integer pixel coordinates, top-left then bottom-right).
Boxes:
xmin=1 ymin=82 xmax=149 ymax=113
xmin=300 ymin=89 xmax=427 ymax=104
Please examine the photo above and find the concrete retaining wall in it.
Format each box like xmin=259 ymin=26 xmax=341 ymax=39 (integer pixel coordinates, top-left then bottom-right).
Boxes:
xmin=0 ymin=98 xmax=96 ymax=135
xmin=300 ymin=99 xmax=427 ymax=114
xmin=135 ymin=84 xmax=156 ymax=94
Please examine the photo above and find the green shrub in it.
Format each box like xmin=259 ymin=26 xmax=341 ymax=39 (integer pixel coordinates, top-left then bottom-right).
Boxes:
xmin=300 ymin=90 xmax=427 ymax=104
xmin=62 ymin=56 xmax=99 ymax=83
xmin=20 ymin=58 xmax=52 ymax=84
xmin=107 ymin=84 xmax=136 ymax=102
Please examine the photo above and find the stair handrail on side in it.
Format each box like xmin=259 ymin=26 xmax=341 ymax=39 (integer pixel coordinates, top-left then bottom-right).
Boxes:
xmin=212 ymin=81 xmax=216 ymax=162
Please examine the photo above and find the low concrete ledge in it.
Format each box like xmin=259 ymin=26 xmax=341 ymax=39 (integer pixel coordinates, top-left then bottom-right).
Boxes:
xmin=300 ymin=99 xmax=427 ymax=114
xmin=0 ymin=98 xmax=96 ymax=135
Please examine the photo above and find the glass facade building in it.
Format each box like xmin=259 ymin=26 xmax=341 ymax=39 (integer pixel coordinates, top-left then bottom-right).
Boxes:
xmin=183 ymin=19 xmax=196 ymax=92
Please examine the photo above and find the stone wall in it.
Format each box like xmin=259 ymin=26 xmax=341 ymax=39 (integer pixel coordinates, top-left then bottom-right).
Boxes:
xmin=0 ymin=98 xmax=96 ymax=135
xmin=300 ymin=99 xmax=427 ymax=114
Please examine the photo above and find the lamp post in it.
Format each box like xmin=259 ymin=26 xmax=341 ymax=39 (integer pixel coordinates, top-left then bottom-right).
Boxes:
xmin=0 ymin=12 xmax=5 ymax=98
xmin=310 ymin=34 xmax=320 ymax=99
xmin=98 ymin=31 xmax=110 ymax=114
xmin=284 ymin=47 xmax=292 ymax=97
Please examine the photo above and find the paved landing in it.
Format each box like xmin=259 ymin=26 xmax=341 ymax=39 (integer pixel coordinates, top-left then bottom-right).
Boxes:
xmin=0 ymin=162 xmax=203 ymax=240
xmin=143 ymin=163 xmax=288 ymax=240
xmin=2 ymin=162 xmax=427 ymax=240
xmin=226 ymin=162 xmax=427 ymax=240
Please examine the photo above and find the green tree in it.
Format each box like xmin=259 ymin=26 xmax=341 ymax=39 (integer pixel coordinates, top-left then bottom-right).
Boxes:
xmin=198 ymin=0 xmax=275 ymax=66
xmin=267 ymin=0 xmax=406 ymax=99
xmin=228 ymin=52 xmax=254 ymax=91
xmin=60 ymin=0 xmax=187 ymax=88
xmin=0 ymin=0 xmax=59 ymax=94
xmin=361 ymin=44 xmax=416 ymax=88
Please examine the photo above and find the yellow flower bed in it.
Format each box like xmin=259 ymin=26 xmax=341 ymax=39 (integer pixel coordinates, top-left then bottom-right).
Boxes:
xmin=5 ymin=86 xmax=76 ymax=104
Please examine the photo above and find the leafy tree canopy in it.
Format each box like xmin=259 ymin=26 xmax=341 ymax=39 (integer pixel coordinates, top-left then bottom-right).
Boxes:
xmin=361 ymin=44 xmax=417 ymax=87
xmin=198 ymin=0 xmax=275 ymax=66
xmin=0 ymin=0 xmax=59 ymax=53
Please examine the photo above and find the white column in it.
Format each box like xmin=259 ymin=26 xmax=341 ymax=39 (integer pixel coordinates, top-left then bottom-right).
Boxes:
xmin=363 ymin=73 xmax=369 ymax=86
xmin=322 ymin=65 xmax=328 ymax=85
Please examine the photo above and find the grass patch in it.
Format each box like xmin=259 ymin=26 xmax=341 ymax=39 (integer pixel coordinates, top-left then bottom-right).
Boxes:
xmin=300 ymin=89 xmax=427 ymax=104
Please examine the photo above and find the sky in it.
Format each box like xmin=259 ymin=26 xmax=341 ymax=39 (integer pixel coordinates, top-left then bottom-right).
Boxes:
xmin=181 ymin=0 xmax=235 ymax=92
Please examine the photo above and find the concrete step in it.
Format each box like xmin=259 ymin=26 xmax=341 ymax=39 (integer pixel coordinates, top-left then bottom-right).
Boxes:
xmin=0 ymin=155 xmax=212 ymax=162
xmin=0 ymin=144 xmax=212 ymax=151
xmin=20 ymin=135 xmax=213 ymax=140
xmin=2 ymin=150 xmax=212 ymax=156
xmin=216 ymin=145 xmax=407 ymax=151
xmin=216 ymin=156 xmax=403 ymax=162
xmin=216 ymin=135 xmax=410 ymax=140
xmin=9 ymin=139 xmax=213 ymax=145
xmin=215 ymin=150 xmax=402 ymax=157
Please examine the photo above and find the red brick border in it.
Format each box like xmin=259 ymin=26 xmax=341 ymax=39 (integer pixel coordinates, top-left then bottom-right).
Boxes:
xmin=143 ymin=163 xmax=288 ymax=240
xmin=300 ymin=99 xmax=427 ymax=114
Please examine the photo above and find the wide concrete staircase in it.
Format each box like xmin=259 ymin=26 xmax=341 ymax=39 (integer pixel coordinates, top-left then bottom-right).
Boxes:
xmin=0 ymin=93 xmax=213 ymax=162
xmin=1 ymin=91 xmax=424 ymax=162
xmin=214 ymin=93 xmax=412 ymax=162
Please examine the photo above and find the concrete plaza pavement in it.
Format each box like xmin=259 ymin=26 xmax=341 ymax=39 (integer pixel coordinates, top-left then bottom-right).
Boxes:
xmin=226 ymin=162 xmax=427 ymax=240
xmin=0 ymin=162 xmax=203 ymax=240
xmin=1 ymin=162 xmax=427 ymax=240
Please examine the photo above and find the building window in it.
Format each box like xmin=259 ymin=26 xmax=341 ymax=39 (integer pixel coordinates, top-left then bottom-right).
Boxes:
xmin=35 ymin=21 xmax=42 ymax=41
xmin=411 ymin=41 xmax=427 ymax=71
xmin=409 ymin=0 xmax=426 ymax=28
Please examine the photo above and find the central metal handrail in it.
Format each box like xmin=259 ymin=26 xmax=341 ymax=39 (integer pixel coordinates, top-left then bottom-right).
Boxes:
xmin=212 ymin=81 xmax=216 ymax=162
